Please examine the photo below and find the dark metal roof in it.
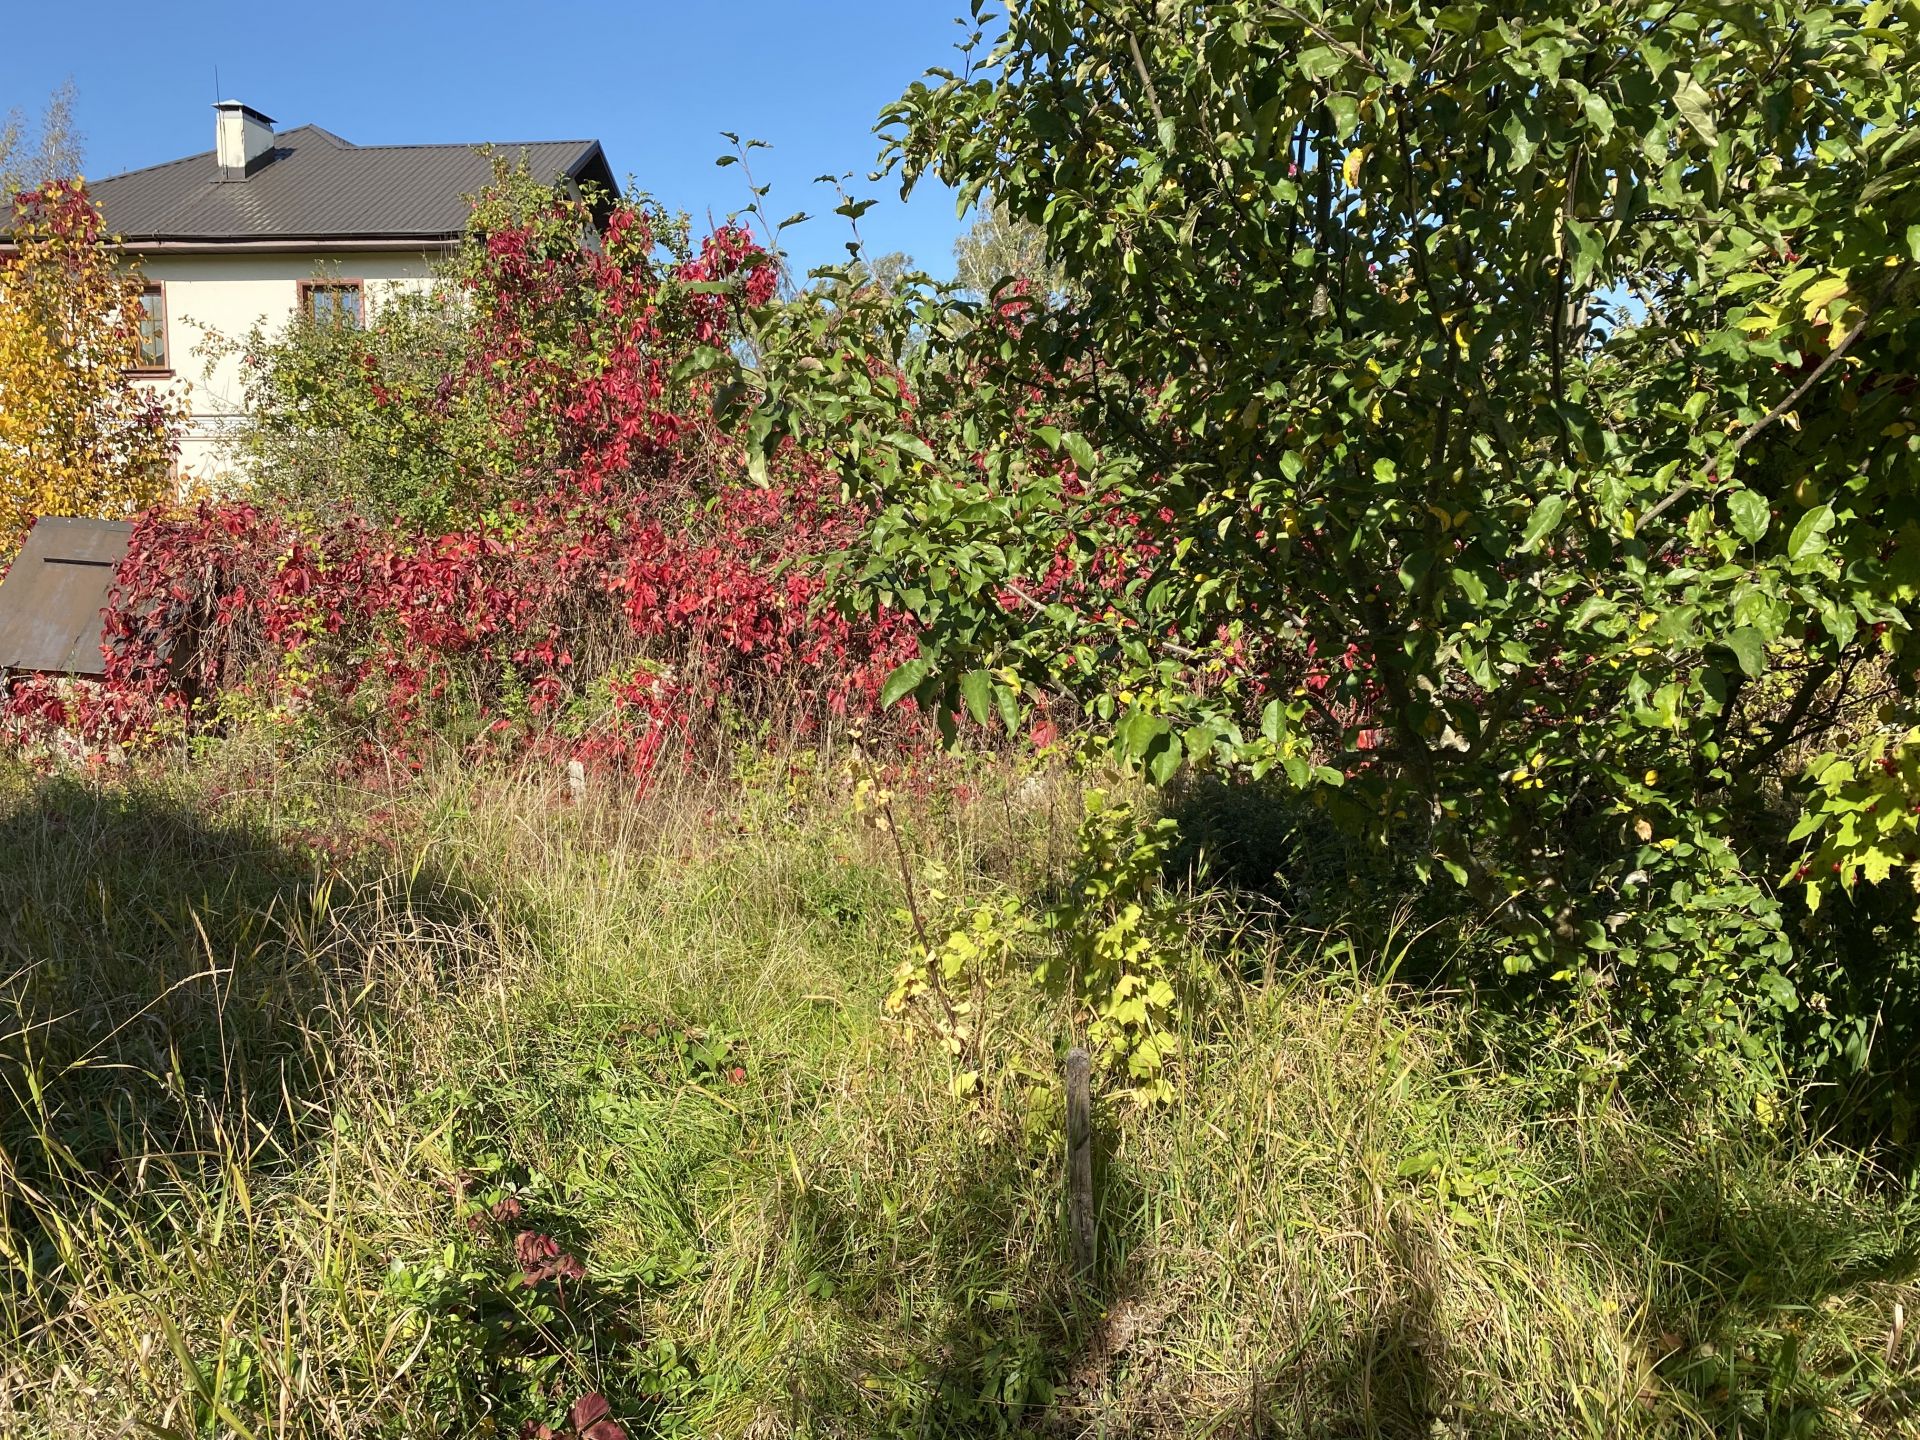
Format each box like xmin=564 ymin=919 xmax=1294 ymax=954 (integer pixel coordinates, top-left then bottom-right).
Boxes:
xmin=0 ymin=517 xmax=132 ymax=678
xmin=83 ymin=125 xmax=617 ymax=245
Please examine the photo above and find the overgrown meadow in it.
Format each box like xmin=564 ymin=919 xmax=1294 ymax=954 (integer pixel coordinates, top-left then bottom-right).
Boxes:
xmin=2 ymin=750 xmax=1916 ymax=1437
xmin=5 ymin=2 xmax=1920 ymax=1435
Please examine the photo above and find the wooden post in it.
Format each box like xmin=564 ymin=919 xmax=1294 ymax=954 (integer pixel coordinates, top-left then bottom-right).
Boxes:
xmin=566 ymin=759 xmax=587 ymax=805
xmin=1065 ymin=1046 xmax=1095 ymax=1272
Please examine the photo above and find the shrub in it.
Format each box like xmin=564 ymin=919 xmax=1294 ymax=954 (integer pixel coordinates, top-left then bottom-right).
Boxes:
xmin=0 ymin=179 xmax=182 ymax=553
xmin=221 ymin=286 xmax=489 ymax=531
xmin=2 ymin=171 xmax=916 ymax=780
xmin=746 ymin=0 xmax=1920 ymax=1068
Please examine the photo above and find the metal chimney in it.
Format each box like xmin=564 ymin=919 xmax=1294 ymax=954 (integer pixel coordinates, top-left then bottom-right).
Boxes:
xmin=214 ymin=100 xmax=276 ymax=180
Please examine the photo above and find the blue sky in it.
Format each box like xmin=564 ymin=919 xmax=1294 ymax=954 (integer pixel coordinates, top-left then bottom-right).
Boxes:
xmin=2 ymin=0 xmax=983 ymax=277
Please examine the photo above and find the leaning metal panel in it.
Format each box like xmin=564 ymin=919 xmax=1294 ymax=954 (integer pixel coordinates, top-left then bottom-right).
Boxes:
xmin=0 ymin=517 xmax=134 ymax=677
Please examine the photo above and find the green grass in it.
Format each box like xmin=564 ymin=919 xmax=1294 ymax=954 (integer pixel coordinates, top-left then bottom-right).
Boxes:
xmin=0 ymin=746 xmax=1915 ymax=1437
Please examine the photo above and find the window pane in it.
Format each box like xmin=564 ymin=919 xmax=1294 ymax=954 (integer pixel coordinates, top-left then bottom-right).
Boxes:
xmin=137 ymin=287 xmax=166 ymax=368
xmin=306 ymin=281 xmax=364 ymax=329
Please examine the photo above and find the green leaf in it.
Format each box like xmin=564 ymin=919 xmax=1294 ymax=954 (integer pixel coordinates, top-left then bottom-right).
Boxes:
xmin=1260 ymin=698 xmax=1286 ymax=743
xmin=996 ymin=683 xmax=1020 ymax=736
xmin=1786 ymin=503 xmax=1834 ymax=563
xmin=1723 ymin=626 xmax=1766 ymax=678
xmin=1297 ymin=45 xmax=1344 ymax=81
xmin=1550 ymin=401 xmax=1605 ymax=462
xmin=1325 ymin=92 xmax=1360 ymax=138
xmin=885 ymin=431 xmax=936 ymax=464
xmin=1503 ymin=111 xmax=1538 ymax=171
xmin=1148 ymin=738 xmax=1184 ymax=785
xmin=1063 ymin=432 xmax=1096 ymax=474
xmin=1797 ymin=273 xmax=1849 ymax=319
xmin=1756 ymin=970 xmax=1798 ymax=1012
xmin=1116 ymin=707 xmax=1171 ymax=764
xmin=879 ymin=658 xmax=932 ymax=709
xmin=1571 ymin=595 xmax=1614 ymax=630
xmin=1670 ymin=72 xmax=1718 ymax=146
xmin=1396 ymin=1150 xmax=1441 ymax=1179
xmin=1727 ymin=490 xmax=1770 ymax=544
xmin=1580 ymin=90 xmax=1617 ymax=140
xmin=1518 ymin=495 xmax=1569 ymax=552
xmin=959 ymin=669 xmax=993 ymax=727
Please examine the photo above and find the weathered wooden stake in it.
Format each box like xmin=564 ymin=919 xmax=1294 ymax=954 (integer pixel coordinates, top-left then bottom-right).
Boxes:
xmin=1065 ymin=1045 xmax=1095 ymax=1272
xmin=566 ymin=758 xmax=587 ymax=805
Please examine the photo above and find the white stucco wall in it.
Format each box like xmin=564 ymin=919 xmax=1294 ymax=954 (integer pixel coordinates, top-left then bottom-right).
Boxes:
xmin=130 ymin=250 xmax=444 ymax=484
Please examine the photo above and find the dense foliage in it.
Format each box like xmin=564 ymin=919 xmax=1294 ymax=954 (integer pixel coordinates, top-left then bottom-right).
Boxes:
xmin=0 ymin=179 xmax=180 ymax=552
xmin=221 ymin=287 xmax=488 ymax=531
xmin=2 ymin=173 xmax=913 ymax=778
xmin=8 ymin=17 xmax=1920 ymax=1435
xmin=8 ymin=1 xmax=1920 ymax=1113
xmin=743 ymin=1 xmax=1920 ymax=1079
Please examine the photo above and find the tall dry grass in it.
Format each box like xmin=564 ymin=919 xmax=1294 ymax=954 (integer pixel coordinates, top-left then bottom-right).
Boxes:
xmin=0 ymin=744 xmax=1913 ymax=1437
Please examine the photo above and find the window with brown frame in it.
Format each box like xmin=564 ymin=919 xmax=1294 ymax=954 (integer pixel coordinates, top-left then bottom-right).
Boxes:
xmin=298 ymin=278 xmax=364 ymax=328
xmin=134 ymin=283 xmax=168 ymax=370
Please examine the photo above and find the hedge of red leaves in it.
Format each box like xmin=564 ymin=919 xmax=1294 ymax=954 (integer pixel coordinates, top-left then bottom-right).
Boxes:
xmin=1 ymin=175 xmax=915 ymax=778
xmin=61 ymin=464 xmax=915 ymax=777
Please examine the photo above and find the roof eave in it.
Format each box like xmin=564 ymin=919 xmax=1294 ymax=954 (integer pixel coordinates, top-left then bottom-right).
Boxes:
xmin=100 ymin=234 xmax=466 ymax=253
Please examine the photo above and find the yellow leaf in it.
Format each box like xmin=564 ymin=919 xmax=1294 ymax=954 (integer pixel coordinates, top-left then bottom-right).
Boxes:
xmin=1826 ymin=306 xmax=1861 ymax=351
xmin=1798 ymin=273 xmax=1850 ymax=324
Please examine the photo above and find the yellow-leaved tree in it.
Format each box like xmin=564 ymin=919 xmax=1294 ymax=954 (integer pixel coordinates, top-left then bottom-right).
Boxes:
xmin=0 ymin=178 xmax=181 ymax=554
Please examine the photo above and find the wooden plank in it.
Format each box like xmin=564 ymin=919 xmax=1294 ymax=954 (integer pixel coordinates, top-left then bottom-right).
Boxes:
xmin=1066 ymin=1046 xmax=1095 ymax=1271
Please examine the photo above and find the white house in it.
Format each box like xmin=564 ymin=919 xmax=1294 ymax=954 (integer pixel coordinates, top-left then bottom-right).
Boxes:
xmin=91 ymin=102 xmax=616 ymax=481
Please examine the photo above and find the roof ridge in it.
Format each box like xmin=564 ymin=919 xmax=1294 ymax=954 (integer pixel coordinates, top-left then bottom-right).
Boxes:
xmin=327 ymin=137 xmax=599 ymax=154
xmin=286 ymin=124 xmax=355 ymax=149
xmin=92 ymin=123 xmax=352 ymax=186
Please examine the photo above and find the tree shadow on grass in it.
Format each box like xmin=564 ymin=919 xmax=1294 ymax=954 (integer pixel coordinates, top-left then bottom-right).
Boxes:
xmin=767 ymin=1082 xmax=1147 ymax=1437
xmin=1158 ymin=774 xmax=1461 ymax=997
xmin=1552 ymin=1126 xmax=1920 ymax=1434
xmin=763 ymin=1094 xmax=1446 ymax=1439
xmin=0 ymin=768 xmax=483 ymax=1323
xmin=1244 ymin=1285 xmax=1441 ymax=1440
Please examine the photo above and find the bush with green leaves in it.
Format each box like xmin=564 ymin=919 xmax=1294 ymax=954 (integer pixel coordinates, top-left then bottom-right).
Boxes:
xmin=742 ymin=1 xmax=1920 ymax=1066
xmin=223 ymin=286 xmax=490 ymax=530
xmin=887 ymin=787 xmax=1191 ymax=1102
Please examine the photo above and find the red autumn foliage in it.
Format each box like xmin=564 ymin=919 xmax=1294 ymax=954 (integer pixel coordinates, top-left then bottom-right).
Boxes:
xmin=1 ymin=175 xmax=916 ymax=774
xmin=522 ymin=1391 xmax=626 ymax=1440
xmin=514 ymin=1231 xmax=586 ymax=1288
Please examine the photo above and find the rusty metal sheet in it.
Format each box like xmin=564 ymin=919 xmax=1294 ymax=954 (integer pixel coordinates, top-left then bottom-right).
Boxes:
xmin=0 ymin=517 xmax=133 ymax=678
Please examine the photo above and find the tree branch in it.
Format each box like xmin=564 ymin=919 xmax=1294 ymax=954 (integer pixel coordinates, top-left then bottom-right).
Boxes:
xmin=1641 ymin=308 xmax=1872 ymax=532
xmin=1126 ymin=31 xmax=1167 ymax=132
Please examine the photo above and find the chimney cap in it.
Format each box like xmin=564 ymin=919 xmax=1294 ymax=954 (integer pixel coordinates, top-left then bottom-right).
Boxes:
xmin=213 ymin=100 xmax=276 ymax=124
